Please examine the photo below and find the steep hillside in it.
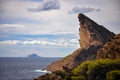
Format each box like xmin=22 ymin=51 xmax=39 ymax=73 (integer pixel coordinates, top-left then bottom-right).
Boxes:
xmin=45 ymin=45 xmax=102 ymax=72
xmin=45 ymin=13 xmax=115 ymax=72
xmin=96 ymin=34 xmax=120 ymax=60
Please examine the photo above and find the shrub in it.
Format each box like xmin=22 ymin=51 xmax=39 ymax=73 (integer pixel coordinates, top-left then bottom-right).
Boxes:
xmin=71 ymin=75 xmax=85 ymax=80
xmin=72 ymin=61 xmax=93 ymax=76
xmin=72 ymin=61 xmax=93 ymax=80
xmin=87 ymin=59 xmax=120 ymax=80
xmin=64 ymin=73 xmax=72 ymax=80
xmin=106 ymin=70 xmax=120 ymax=80
xmin=53 ymin=70 xmax=65 ymax=78
xmin=51 ymin=59 xmax=120 ymax=80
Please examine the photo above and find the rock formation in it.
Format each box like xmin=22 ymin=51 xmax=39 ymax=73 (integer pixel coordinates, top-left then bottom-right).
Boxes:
xmin=96 ymin=34 xmax=120 ymax=60
xmin=45 ymin=13 xmax=115 ymax=72
xmin=78 ymin=13 xmax=115 ymax=48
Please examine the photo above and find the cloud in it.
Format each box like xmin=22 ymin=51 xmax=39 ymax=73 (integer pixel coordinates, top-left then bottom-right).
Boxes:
xmin=68 ymin=7 xmax=101 ymax=14
xmin=0 ymin=40 xmax=21 ymax=45
xmin=0 ymin=39 xmax=79 ymax=47
xmin=69 ymin=39 xmax=79 ymax=44
xmin=0 ymin=24 xmax=24 ymax=28
xmin=24 ymin=0 xmax=43 ymax=2
xmin=0 ymin=9 xmax=5 ymax=14
xmin=0 ymin=24 xmax=25 ymax=34
xmin=27 ymin=0 xmax=60 ymax=12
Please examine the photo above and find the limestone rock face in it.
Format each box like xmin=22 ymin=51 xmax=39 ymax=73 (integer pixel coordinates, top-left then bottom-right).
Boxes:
xmin=45 ymin=45 xmax=102 ymax=72
xmin=78 ymin=13 xmax=115 ymax=48
xmin=45 ymin=13 xmax=115 ymax=72
xmin=96 ymin=34 xmax=120 ymax=60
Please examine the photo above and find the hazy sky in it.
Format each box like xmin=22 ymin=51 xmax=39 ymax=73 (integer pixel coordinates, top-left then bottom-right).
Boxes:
xmin=0 ymin=0 xmax=120 ymax=57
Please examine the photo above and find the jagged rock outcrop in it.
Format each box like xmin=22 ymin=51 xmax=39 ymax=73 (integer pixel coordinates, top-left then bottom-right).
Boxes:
xmin=45 ymin=13 xmax=115 ymax=72
xmin=96 ymin=34 xmax=120 ymax=60
xmin=78 ymin=13 xmax=115 ymax=48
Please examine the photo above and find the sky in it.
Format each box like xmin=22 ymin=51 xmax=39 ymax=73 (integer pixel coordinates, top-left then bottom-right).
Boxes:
xmin=0 ymin=0 xmax=120 ymax=57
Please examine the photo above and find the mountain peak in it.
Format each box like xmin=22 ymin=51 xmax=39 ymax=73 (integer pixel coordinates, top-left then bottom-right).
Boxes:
xmin=78 ymin=13 xmax=96 ymax=25
xmin=78 ymin=13 xmax=115 ymax=48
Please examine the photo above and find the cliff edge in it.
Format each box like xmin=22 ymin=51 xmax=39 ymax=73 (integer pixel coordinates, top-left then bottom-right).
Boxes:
xmin=78 ymin=13 xmax=115 ymax=48
xmin=45 ymin=13 xmax=115 ymax=72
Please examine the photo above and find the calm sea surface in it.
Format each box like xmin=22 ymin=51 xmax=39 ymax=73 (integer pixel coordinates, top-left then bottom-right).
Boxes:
xmin=0 ymin=57 xmax=60 ymax=80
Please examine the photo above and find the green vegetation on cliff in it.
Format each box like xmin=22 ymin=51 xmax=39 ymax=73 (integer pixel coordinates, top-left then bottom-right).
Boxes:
xmin=35 ymin=59 xmax=120 ymax=80
xmin=106 ymin=70 xmax=120 ymax=80
xmin=72 ymin=59 xmax=120 ymax=80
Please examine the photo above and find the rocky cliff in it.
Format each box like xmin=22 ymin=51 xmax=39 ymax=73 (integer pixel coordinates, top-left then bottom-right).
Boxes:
xmin=45 ymin=13 xmax=115 ymax=72
xmin=96 ymin=34 xmax=120 ymax=60
xmin=78 ymin=13 xmax=115 ymax=48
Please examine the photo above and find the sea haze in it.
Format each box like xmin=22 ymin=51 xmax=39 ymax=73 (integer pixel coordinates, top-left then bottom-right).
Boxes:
xmin=0 ymin=57 xmax=60 ymax=80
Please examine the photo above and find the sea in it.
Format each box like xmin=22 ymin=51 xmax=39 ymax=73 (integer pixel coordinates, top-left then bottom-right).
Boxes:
xmin=0 ymin=57 xmax=60 ymax=80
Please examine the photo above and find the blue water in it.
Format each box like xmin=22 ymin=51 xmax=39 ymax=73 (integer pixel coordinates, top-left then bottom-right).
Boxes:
xmin=0 ymin=57 xmax=60 ymax=80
